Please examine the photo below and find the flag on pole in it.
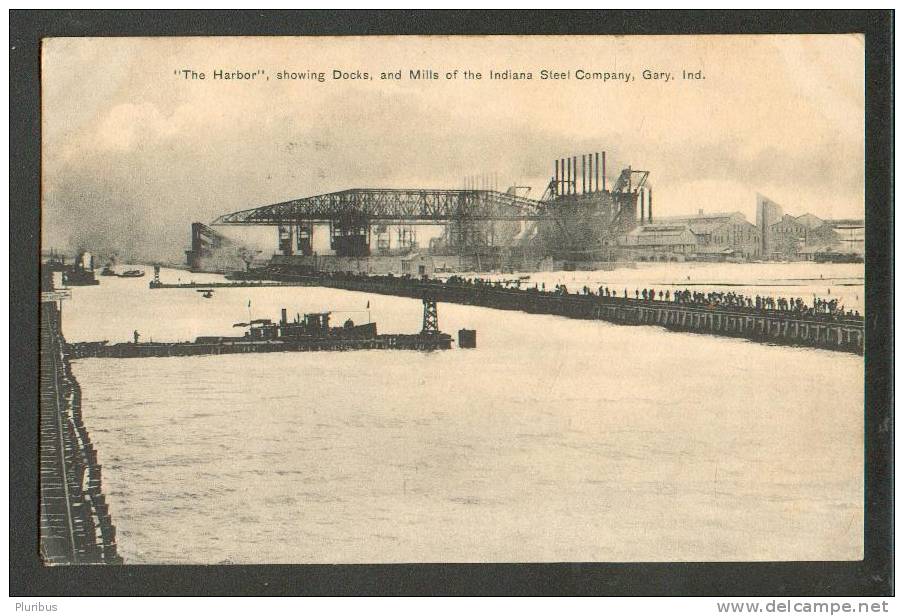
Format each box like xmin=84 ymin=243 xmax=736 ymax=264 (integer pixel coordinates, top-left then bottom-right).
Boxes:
xmin=366 ymin=301 xmax=370 ymax=309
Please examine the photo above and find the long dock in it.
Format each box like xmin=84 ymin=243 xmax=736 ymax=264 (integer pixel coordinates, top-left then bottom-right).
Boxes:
xmin=40 ymin=297 xmax=122 ymax=565
xmin=242 ymin=272 xmax=865 ymax=355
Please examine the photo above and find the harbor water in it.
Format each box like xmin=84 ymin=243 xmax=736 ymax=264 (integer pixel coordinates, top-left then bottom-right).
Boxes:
xmin=67 ymin=263 xmax=864 ymax=563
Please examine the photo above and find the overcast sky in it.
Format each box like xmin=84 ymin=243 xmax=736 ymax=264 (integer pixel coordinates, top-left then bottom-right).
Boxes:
xmin=42 ymin=35 xmax=864 ymax=262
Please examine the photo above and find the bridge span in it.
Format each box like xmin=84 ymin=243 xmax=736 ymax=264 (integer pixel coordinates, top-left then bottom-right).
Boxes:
xmin=211 ymin=188 xmax=545 ymax=225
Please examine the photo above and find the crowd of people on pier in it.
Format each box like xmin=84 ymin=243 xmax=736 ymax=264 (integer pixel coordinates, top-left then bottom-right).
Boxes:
xmin=261 ymin=267 xmax=863 ymax=323
xmin=436 ymin=274 xmax=859 ymax=320
xmin=666 ymin=289 xmax=858 ymax=319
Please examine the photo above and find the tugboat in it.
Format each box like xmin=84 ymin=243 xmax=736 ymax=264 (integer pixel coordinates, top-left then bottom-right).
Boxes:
xmin=61 ymin=251 xmax=100 ymax=286
xmin=101 ymin=256 xmax=145 ymax=277
xmin=101 ymin=255 xmax=119 ymax=276
xmin=44 ymin=249 xmax=68 ymax=272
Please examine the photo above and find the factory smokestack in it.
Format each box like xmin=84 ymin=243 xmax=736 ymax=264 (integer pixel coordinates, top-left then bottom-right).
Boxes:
xmin=648 ymin=186 xmax=653 ymax=222
xmin=560 ymin=158 xmax=564 ymax=195
xmin=570 ymin=157 xmax=575 ymax=195
xmin=572 ymin=156 xmax=577 ymax=195
xmin=601 ymin=152 xmax=606 ymax=191
xmin=566 ymin=157 xmax=571 ymax=195
xmin=559 ymin=158 xmax=566 ymax=195
xmin=640 ymin=189 xmax=645 ymax=222
xmin=594 ymin=152 xmax=599 ymax=192
xmin=588 ymin=154 xmax=592 ymax=194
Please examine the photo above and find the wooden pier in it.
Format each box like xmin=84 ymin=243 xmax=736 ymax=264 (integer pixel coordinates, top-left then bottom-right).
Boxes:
xmin=40 ymin=298 xmax=122 ymax=565
xmin=275 ymin=274 xmax=865 ymax=355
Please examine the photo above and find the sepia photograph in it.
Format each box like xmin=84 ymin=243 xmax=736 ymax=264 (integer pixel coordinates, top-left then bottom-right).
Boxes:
xmin=11 ymin=9 xmax=893 ymax=600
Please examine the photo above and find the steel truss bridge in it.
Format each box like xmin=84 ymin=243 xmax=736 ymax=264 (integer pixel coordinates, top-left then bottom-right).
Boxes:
xmin=211 ymin=188 xmax=546 ymax=226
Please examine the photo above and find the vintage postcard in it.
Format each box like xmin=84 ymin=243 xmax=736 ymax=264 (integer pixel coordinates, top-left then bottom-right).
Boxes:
xmin=38 ymin=33 xmax=867 ymax=567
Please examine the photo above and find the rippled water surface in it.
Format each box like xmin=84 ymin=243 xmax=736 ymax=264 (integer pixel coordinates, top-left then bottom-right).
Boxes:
xmin=67 ymin=264 xmax=864 ymax=563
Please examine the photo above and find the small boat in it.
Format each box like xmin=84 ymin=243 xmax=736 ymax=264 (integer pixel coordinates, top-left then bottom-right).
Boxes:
xmin=119 ymin=270 xmax=145 ymax=278
xmin=101 ymin=265 xmax=116 ymax=276
xmin=196 ymin=289 xmax=215 ymax=298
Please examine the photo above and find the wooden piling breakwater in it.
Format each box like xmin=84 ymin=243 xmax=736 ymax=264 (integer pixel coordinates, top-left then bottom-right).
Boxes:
xmin=40 ymin=299 xmax=122 ymax=565
xmin=287 ymin=274 xmax=864 ymax=355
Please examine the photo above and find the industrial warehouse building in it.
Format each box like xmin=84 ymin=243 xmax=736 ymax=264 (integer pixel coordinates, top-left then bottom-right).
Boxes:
xmin=622 ymin=224 xmax=697 ymax=261
xmin=621 ymin=210 xmax=761 ymax=262
xmin=654 ymin=210 xmax=761 ymax=260
xmin=766 ymin=213 xmax=852 ymax=260
xmin=756 ymin=195 xmax=863 ymax=261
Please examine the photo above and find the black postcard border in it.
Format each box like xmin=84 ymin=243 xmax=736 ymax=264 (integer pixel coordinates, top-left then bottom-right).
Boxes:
xmin=9 ymin=9 xmax=893 ymax=597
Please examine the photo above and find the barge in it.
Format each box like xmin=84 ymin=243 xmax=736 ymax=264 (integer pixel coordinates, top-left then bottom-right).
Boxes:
xmin=67 ymin=299 xmax=455 ymax=359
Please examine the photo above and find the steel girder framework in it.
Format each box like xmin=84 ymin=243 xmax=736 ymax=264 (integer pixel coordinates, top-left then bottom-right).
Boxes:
xmin=211 ymin=188 xmax=545 ymax=226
